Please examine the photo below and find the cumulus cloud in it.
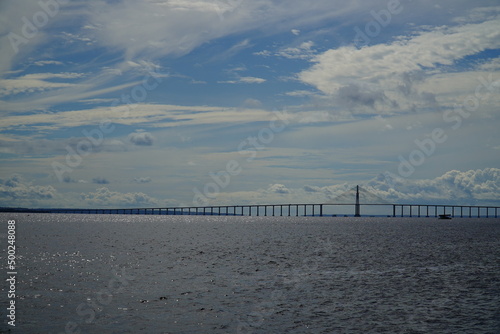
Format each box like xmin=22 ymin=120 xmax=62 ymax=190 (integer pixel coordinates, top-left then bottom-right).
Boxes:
xmin=0 ymin=175 xmax=57 ymax=206
xmin=299 ymin=18 xmax=500 ymax=113
xmin=267 ymin=184 xmax=291 ymax=194
xmin=80 ymin=187 xmax=160 ymax=207
xmin=215 ymin=169 xmax=500 ymax=207
xmin=298 ymin=169 xmax=500 ymax=206
xmin=128 ymin=131 xmax=154 ymax=146
xmin=366 ymin=168 xmax=500 ymax=205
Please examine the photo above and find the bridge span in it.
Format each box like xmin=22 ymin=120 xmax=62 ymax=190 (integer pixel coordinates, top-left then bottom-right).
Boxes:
xmin=20 ymin=203 xmax=499 ymax=218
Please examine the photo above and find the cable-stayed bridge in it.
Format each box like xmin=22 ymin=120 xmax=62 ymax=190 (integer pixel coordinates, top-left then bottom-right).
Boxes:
xmin=4 ymin=186 xmax=499 ymax=218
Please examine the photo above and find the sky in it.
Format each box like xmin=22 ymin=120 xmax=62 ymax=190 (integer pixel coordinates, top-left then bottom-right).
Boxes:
xmin=0 ymin=0 xmax=499 ymax=209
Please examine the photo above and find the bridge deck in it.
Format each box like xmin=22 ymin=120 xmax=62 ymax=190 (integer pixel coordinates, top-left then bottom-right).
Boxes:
xmin=8 ymin=203 xmax=499 ymax=218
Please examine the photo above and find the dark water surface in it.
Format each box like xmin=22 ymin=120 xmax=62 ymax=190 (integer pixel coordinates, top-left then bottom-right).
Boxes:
xmin=1 ymin=213 xmax=499 ymax=333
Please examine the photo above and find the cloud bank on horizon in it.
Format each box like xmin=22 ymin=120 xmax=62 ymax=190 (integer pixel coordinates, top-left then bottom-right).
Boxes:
xmin=0 ymin=0 xmax=499 ymax=208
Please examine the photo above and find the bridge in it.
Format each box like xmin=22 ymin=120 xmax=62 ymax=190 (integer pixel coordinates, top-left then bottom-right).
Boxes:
xmin=32 ymin=203 xmax=498 ymax=218
xmin=6 ymin=186 xmax=499 ymax=218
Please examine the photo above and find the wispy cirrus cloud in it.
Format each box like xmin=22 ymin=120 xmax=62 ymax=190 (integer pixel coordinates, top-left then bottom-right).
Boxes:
xmin=255 ymin=41 xmax=317 ymax=60
xmin=230 ymin=76 xmax=266 ymax=84
xmin=0 ymin=72 xmax=85 ymax=97
xmin=0 ymin=103 xmax=276 ymax=132
xmin=84 ymin=0 xmax=363 ymax=61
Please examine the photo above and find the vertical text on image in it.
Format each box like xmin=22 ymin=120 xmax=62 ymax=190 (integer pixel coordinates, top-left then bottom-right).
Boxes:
xmin=6 ymin=219 xmax=17 ymax=327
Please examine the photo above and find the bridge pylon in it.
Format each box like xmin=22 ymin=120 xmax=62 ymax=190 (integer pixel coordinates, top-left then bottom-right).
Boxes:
xmin=354 ymin=185 xmax=361 ymax=217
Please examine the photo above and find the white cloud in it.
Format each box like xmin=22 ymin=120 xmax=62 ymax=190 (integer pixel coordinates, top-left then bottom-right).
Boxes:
xmin=0 ymin=174 xmax=57 ymax=207
xmin=366 ymin=168 xmax=500 ymax=205
xmin=238 ymin=77 xmax=266 ymax=84
xmin=79 ymin=187 xmax=160 ymax=208
xmin=0 ymin=73 xmax=82 ymax=97
xmin=267 ymin=184 xmax=291 ymax=194
xmin=1 ymin=168 xmax=498 ymax=209
xmin=299 ymin=18 xmax=500 ymax=113
xmin=0 ymin=72 xmax=145 ymax=113
xmin=84 ymin=0 xmax=362 ymax=62
xmin=255 ymin=41 xmax=317 ymax=60
xmin=128 ymin=131 xmax=154 ymax=146
xmin=22 ymin=73 xmax=85 ymax=80
xmin=0 ymin=103 xmax=276 ymax=132
xmin=278 ymin=41 xmax=316 ymax=60
xmin=213 ymin=168 xmax=500 ymax=206
xmin=220 ymin=76 xmax=267 ymax=84
xmin=33 ymin=60 xmax=64 ymax=66
xmin=285 ymin=90 xmax=317 ymax=97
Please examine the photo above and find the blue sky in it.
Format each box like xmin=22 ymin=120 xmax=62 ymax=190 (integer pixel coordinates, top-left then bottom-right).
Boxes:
xmin=0 ymin=0 xmax=499 ymax=209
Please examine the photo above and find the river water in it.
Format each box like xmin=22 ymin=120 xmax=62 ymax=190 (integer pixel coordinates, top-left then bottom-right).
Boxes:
xmin=1 ymin=213 xmax=499 ymax=333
